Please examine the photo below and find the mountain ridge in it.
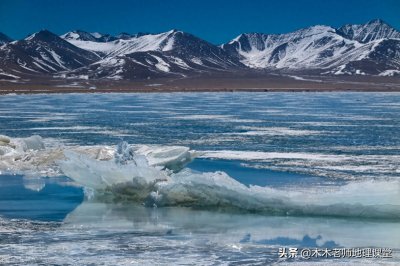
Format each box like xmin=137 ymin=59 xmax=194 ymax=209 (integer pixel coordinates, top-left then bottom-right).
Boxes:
xmin=0 ymin=19 xmax=399 ymax=81
xmin=222 ymin=19 xmax=400 ymax=75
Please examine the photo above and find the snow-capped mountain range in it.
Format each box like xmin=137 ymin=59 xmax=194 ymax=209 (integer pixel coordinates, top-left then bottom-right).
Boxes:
xmin=64 ymin=29 xmax=244 ymax=80
xmin=0 ymin=19 xmax=399 ymax=81
xmin=222 ymin=19 xmax=400 ymax=76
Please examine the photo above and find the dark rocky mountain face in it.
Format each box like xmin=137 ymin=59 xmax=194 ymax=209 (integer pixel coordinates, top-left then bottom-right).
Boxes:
xmin=163 ymin=31 xmax=244 ymax=69
xmin=335 ymin=39 xmax=400 ymax=75
xmin=0 ymin=30 xmax=100 ymax=76
xmin=68 ymin=52 xmax=186 ymax=80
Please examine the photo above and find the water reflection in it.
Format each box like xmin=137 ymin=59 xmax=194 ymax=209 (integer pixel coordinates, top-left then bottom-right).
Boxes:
xmin=0 ymin=174 xmax=83 ymax=221
xmin=64 ymin=200 xmax=400 ymax=249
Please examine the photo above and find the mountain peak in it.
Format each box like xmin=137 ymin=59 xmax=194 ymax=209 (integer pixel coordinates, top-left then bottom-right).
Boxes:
xmin=169 ymin=29 xmax=185 ymax=34
xmin=90 ymin=32 xmax=103 ymax=38
xmin=61 ymin=30 xmax=96 ymax=42
xmin=337 ymin=19 xmax=400 ymax=43
xmin=365 ymin=18 xmax=395 ymax=29
xmin=61 ymin=30 xmax=117 ymax=42
xmin=0 ymin=32 xmax=13 ymax=44
xmin=117 ymin=32 xmax=134 ymax=40
xmin=367 ymin=18 xmax=386 ymax=25
xmin=25 ymin=30 xmax=60 ymax=42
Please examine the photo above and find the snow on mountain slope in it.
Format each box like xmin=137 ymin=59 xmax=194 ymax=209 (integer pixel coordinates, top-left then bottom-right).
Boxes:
xmin=222 ymin=19 xmax=400 ymax=75
xmin=0 ymin=19 xmax=398 ymax=80
xmin=61 ymin=30 xmax=117 ymax=42
xmin=222 ymin=25 xmax=362 ymax=69
xmin=62 ymin=30 xmax=178 ymax=56
xmin=379 ymin=70 xmax=400 ymax=76
xmin=66 ymin=30 xmax=244 ymax=80
xmin=67 ymin=52 xmax=184 ymax=80
xmin=62 ymin=29 xmax=243 ymax=70
xmin=0 ymin=30 xmax=100 ymax=75
xmin=68 ymin=46 xmax=242 ymax=80
xmin=337 ymin=19 xmax=400 ymax=43
xmin=161 ymin=30 xmax=243 ymax=69
xmin=107 ymin=30 xmax=178 ymax=57
xmin=328 ymin=39 xmax=400 ymax=75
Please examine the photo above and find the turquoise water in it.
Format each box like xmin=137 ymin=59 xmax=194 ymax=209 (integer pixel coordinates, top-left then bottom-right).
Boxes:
xmin=0 ymin=92 xmax=399 ymax=264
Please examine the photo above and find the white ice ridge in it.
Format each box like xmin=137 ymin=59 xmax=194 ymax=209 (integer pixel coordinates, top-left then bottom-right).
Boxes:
xmin=58 ymin=143 xmax=400 ymax=220
xmin=0 ymin=134 xmax=195 ymax=177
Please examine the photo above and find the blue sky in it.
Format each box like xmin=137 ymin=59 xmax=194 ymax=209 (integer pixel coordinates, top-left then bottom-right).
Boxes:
xmin=0 ymin=0 xmax=399 ymax=44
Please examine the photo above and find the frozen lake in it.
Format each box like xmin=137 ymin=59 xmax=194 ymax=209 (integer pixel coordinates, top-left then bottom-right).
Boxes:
xmin=0 ymin=92 xmax=399 ymax=264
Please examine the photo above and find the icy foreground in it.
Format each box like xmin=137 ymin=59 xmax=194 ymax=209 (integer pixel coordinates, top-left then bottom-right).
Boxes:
xmin=1 ymin=134 xmax=400 ymax=219
xmin=0 ymin=134 xmax=194 ymax=177
xmin=60 ymin=150 xmax=400 ymax=219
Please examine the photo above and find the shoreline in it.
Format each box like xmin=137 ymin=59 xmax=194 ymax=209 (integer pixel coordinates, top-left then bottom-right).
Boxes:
xmin=1 ymin=75 xmax=400 ymax=94
xmin=2 ymin=88 xmax=400 ymax=95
